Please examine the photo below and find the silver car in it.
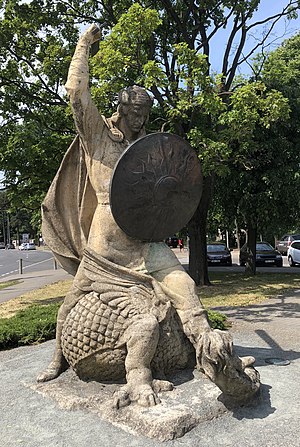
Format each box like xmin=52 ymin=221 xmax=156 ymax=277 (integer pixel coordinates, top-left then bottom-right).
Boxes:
xmin=18 ymin=242 xmax=36 ymax=250
xmin=276 ymin=233 xmax=300 ymax=255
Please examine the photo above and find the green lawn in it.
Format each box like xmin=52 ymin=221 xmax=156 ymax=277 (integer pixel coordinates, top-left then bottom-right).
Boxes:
xmin=199 ymin=271 xmax=300 ymax=308
xmin=0 ymin=279 xmax=20 ymax=290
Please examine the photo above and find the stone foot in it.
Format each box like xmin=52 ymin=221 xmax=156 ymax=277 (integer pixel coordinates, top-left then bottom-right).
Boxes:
xmin=112 ymin=383 xmax=161 ymax=409
xmin=152 ymin=379 xmax=174 ymax=393
xmin=37 ymin=358 xmax=68 ymax=383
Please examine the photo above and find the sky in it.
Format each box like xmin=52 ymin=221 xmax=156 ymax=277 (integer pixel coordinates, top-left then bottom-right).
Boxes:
xmin=209 ymin=0 xmax=300 ymax=74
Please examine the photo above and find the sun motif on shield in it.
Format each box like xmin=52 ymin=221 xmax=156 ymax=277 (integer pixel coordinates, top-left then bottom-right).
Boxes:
xmin=110 ymin=133 xmax=202 ymax=242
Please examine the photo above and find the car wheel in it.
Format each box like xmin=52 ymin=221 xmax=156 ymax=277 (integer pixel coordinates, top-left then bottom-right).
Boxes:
xmin=288 ymin=255 xmax=295 ymax=267
xmin=276 ymin=261 xmax=283 ymax=268
xmin=240 ymin=261 xmax=245 ymax=266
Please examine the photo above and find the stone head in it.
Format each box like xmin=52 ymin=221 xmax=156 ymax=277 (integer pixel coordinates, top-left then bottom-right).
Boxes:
xmin=117 ymin=86 xmax=153 ymax=135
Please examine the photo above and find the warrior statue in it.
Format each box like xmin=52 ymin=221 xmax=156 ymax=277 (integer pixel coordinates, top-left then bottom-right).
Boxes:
xmin=37 ymin=24 xmax=260 ymax=408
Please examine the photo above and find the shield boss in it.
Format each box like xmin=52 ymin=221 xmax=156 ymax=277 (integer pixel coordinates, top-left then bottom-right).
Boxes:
xmin=110 ymin=133 xmax=202 ymax=242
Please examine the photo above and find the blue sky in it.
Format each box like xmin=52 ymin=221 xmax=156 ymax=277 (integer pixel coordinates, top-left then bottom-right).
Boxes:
xmin=210 ymin=0 xmax=300 ymax=74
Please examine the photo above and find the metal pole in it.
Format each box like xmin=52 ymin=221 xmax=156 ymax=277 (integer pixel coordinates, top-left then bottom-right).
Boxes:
xmin=19 ymin=258 xmax=23 ymax=274
xmin=7 ymin=213 xmax=10 ymax=245
xmin=53 ymin=258 xmax=57 ymax=270
xmin=2 ymin=211 xmax=6 ymax=245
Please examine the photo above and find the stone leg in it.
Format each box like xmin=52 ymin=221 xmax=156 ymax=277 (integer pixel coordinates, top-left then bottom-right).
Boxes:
xmin=37 ymin=266 xmax=90 ymax=382
xmin=113 ymin=315 xmax=160 ymax=408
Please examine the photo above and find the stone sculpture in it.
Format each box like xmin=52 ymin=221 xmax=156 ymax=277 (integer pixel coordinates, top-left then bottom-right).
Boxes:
xmin=37 ymin=24 xmax=260 ymax=409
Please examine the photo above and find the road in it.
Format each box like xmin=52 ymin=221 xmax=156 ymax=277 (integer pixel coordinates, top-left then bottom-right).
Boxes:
xmin=0 ymin=247 xmax=299 ymax=280
xmin=0 ymin=248 xmax=57 ymax=279
xmin=175 ymin=248 xmax=300 ymax=273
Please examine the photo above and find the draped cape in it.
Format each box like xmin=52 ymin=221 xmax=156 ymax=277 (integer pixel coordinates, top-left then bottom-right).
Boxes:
xmin=42 ymin=135 xmax=97 ymax=276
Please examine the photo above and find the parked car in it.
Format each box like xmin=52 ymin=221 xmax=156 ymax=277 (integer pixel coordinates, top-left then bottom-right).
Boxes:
xmin=287 ymin=240 xmax=300 ymax=266
xmin=0 ymin=242 xmax=5 ymax=249
xmin=207 ymin=242 xmax=232 ymax=266
xmin=165 ymin=236 xmax=179 ymax=248
xmin=6 ymin=243 xmax=15 ymax=249
xmin=276 ymin=233 xmax=300 ymax=256
xmin=240 ymin=242 xmax=283 ymax=267
xmin=18 ymin=242 xmax=36 ymax=250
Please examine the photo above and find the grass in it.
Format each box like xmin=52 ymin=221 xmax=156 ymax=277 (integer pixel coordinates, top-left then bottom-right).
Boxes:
xmin=198 ymin=271 xmax=300 ymax=308
xmin=0 ymin=303 xmax=61 ymax=349
xmin=0 ymin=279 xmax=21 ymax=291
xmin=0 ymin=271 xmax=299 ymax=350
xmin=0 ymin=279 xmax=72 ymax=350
xmin=0 ymin=279 xmax=72 ymax=319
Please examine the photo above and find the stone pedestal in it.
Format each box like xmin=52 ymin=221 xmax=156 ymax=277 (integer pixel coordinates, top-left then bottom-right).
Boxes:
xmin=31 ymin=368 xmax=229 ymax=441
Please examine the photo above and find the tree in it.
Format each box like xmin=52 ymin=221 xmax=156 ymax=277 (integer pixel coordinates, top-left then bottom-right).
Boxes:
xmin=0 ymin=1 xmax=299 ymax=283
xmin=210 ymin=33 xmax=300 ymax=274
xmin=0 ymin=1 xmax=82 ymax=230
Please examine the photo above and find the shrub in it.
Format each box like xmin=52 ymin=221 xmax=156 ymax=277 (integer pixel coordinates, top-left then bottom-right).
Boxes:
xmin=0 ymin=303 xmax=61 ymax=350
xmin=207 ymin=309 xmax=229 ymax=330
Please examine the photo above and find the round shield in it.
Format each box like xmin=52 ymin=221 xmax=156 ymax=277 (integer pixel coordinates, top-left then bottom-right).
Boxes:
xmin=110 ymin=132 xmax=202 ymax=242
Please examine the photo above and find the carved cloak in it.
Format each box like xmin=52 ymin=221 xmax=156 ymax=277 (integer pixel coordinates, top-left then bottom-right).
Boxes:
xmin=41 ymin=135 xmax=97 ymax=276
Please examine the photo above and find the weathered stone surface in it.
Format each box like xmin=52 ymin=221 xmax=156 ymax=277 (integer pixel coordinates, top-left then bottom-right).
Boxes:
xmin=31 ymin=369 xmax=229 ymax=441
xmin=37 ymin=22 xmax=261 ymax=432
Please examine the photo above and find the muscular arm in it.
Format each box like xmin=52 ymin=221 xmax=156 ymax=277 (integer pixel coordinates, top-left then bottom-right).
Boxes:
xmin=65 ymin=25 xmax=104 ymax=155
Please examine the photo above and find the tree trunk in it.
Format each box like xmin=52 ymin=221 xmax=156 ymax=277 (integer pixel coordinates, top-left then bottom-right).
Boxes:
xmin=188 ymin=174 xmax=215 ymax=286
xmin=245 ymin=222 xmax=257 ymax=276
xmin=235 ymin=218 xmax=241 ymax=250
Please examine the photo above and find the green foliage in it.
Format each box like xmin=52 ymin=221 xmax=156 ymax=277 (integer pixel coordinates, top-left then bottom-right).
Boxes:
xmin=0 ymin=280 xmax=20 ymax=290
xmin=207 ymin=309 xmax=229 ymax=330
xmin=91 ymin=4 xmax=162 ymax=111
xmin=0 ymin=0 xmax=81 ymax=225
xmin=210 ymin=33 xmax=300 ymax=240
xmin=0 ymin=303 xmax=60 ymax=350
xmin=0 ymin=109 xmax=74 ymax=229
xmin=219 ymin=82 xmax=290 ymax=134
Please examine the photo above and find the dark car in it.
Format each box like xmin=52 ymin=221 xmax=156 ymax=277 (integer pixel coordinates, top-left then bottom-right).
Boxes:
xmin=240 ymin=242 xmax=283 ymax=267
xmin=207 ymin=243 xmax=232 ymax=266
xmin=276 ymin=233 xmax=300 ymax=256
xmin=165 ymin=236 xmax=179 ymax=248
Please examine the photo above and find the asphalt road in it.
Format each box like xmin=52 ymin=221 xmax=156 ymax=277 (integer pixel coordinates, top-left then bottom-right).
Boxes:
xmin=0 ymin=247 xmax=299 ymax=280
xmin=176 ymin=248 xmax=300 ymax=273
xmin=0 ymin=248 xmax=56 ymax=279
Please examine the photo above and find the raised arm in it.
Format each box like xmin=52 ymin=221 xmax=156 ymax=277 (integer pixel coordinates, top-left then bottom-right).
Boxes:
xmin=65 ymin=25 xmax=104 ymax=150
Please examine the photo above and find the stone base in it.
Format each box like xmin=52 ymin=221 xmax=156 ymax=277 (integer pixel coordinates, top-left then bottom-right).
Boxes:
xmin=30 ymin=368 xmax=229 ymax=441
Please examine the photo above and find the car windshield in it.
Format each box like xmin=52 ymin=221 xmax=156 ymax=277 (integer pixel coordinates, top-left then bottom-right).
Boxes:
xmin=207 ymin=244 xmax=227 ymax=252
xmin=256 ymin=243 xmax=273 ymax=251
xmin=292 ymin=235 xmax=300 ymax=240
